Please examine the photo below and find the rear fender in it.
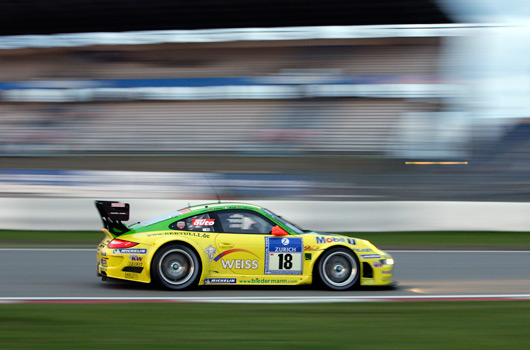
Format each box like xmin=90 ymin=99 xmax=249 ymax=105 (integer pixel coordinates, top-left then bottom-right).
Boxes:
xmin=150 ymin=236 xmax=210 ymax=283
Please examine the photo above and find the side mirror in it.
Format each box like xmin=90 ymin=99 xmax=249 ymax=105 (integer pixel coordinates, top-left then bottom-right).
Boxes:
xmin=271 ymin=225 xmax=289 ymax=236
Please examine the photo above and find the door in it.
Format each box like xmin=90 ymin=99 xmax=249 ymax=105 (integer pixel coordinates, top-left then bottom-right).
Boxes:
xmin=212 ymin=209 xmax=273 ymax=276
xmin=211 ymin=209 xmax=304 ymax=277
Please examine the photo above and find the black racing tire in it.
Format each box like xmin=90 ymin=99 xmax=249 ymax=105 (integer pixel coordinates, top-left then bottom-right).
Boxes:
xmin=151 ymin=244 xmax=201 ymax=290
xmin=316 ymin=247 xmax=360 ymax=291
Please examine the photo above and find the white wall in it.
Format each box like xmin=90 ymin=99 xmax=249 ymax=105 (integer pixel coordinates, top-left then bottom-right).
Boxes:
xmin=0 ymin=198 xmax=528 ymax=232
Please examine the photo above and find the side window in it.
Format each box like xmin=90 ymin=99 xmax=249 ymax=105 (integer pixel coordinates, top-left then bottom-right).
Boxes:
xmin=217 ymin=210 xmax=273 ymax=234
xmin=169 ymin=213 xmax=216 ymax=232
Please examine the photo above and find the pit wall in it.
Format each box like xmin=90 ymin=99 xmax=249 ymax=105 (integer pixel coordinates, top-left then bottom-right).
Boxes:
xmin=1 ymin=198 xmax=528 ymax=232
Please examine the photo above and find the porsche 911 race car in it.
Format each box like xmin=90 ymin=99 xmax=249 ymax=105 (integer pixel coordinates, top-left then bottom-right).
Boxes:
xmin=96 ymin=201 xmax=394 ymax=290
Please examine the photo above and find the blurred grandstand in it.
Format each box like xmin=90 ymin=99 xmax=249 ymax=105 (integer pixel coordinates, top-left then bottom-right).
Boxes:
xmin=0 ymin=0 xmax=529 ymax=203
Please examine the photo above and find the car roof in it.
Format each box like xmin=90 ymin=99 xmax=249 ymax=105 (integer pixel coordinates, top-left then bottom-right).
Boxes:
xmin=185 ymin=202 xmax=262 ymax=213
xmin=127 ymin=202 xmax=265 ymax=231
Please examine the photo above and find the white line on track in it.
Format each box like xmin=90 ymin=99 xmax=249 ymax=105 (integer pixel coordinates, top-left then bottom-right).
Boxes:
xmin=1 ymin=295 xmax=530 ymax=304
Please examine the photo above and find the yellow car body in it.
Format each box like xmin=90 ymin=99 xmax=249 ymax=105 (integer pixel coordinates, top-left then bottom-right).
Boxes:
xmin=96 ymin=201 xmax=394 ymax=290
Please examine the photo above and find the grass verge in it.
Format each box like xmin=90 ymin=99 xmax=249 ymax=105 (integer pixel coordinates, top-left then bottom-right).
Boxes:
xmin=340 ymin=231 xmax=530 ymax=249
xmin=0 ymin=230 xmax=530 ymax=249
xmin=0 ymin=230 xmax=102 ymax=248
xmin=1 ymin=229 xmax=529 ymax=249
xmin=1 ymin=301 xmax=529 ymax=349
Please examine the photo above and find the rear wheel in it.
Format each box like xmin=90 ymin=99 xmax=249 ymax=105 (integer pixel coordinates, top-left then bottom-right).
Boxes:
xmin=152 ymin=244 xmax=201 ymax=290
xmin=317 ymin=248 xmax=359 ymax=291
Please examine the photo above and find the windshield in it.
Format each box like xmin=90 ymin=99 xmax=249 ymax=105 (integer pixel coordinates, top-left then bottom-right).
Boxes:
xmin=262 ymin=208 xmax=305 ymax=235
xmin=129 ymin=210 xmax=182 ymax=228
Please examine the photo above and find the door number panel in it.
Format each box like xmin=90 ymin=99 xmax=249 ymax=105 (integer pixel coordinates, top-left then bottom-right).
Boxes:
xmin=265 ymin=237 xmax=303 ymax=275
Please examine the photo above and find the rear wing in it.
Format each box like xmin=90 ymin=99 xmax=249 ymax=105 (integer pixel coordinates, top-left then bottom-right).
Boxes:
xmin=95 ymin=200 xmax=130 ymax=236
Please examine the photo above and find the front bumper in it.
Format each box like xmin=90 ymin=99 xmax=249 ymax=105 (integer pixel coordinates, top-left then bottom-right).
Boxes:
xmin=359 ymin=251 xmax=394 ymax=286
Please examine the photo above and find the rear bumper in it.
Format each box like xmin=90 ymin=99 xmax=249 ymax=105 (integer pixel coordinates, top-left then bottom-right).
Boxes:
xmin=97 ymin=244 xmax=151 ymax=284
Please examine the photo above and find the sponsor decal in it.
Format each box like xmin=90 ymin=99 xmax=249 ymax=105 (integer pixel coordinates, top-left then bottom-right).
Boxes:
xmin=177 ymin=221 xmax=185 ymax=229
xmin=240 ymin=278 xmax=298 ymax=285
xmin=100 ymin=251 xmax=107 ymax=257
xmin=372 ymin=262 xmax=383 ymax=268
xmin=220 ymin=259 xmax=259 ymax=270
xmin=273 ymin=246 xmax=298 ymax=253
xmin=101 ymin=259 xmax=107 ymax=265
xmin=382 ymin=271 xmax=392 ymax=274
xmin=354 ymin=248 xmax=373 ymax=253
xmin=192 ymin=218 xmax=215 ymax=226
xmin=347 ymin=238 xmax=356 ymax=245
xmin=213 ymin=249 xmax=259 ymax=262
xmin=361 ymin=254 xmax=381 ymax=259
xmin=265 ymin=237 xmax=303 ymax=275
xmin=213 ymin=249 xmax=259 ymax=270
xmin=304 ymin=245 xmax=321 ymax=251
xmin=128 ymin=255 xmax=143 ymax=267
xmin=202 ymin=228 xmax=211 ymax=232
xmin=146 ymin=232 xmax=210 ymax=238
xmin=113 ymin=249 xmax=147 ymax=254
xmin=170 ymin=231 xmax=210 ymax=238
xmin=204 ymin=278 xmax=237 ymax=284
xmin=111 ymin=203 xmax=126 ymax=207
xmin=205 ymin=245 xmax=217 ymax=262
xmin=316 ymin=236 xmax=346 ymax=244
xmin=304 ymin=253 xmax=312 ymax=261
xmin=124 ymin=272 xmax=139 ymax=280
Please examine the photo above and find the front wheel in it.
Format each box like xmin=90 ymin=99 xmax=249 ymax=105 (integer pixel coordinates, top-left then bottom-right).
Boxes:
xmin=317 ymin=248 xmax=359 ymax=291
xmin=152 ymin=244 xmax=201 ymax=290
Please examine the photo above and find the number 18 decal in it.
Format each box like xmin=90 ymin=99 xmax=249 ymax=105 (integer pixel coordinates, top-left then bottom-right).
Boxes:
xmin=265 ymin=237 xmax=303 ymax=275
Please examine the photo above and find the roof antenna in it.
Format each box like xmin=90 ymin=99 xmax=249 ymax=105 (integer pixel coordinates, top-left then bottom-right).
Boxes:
xmin=203 ymin=173 xmax=221 ymax=203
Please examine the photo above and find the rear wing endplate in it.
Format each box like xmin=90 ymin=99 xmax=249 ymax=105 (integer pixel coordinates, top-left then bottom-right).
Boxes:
xmin=95 ymin=200 xmax=130 ymax=236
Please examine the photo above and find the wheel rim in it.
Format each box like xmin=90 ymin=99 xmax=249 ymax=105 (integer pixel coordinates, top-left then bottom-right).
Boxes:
xmin=321 ymin=251 xmax=358 ymax=288
xmin=158 ymin=249 xmax=195 ymax=286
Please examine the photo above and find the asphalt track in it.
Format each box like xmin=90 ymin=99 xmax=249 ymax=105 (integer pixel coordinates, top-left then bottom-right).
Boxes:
xmin=1 ymin=249 xmax=530 ymax=302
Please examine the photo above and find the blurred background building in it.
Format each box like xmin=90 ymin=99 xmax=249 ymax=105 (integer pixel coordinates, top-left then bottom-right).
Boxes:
xmin=0 ymin=0 xmax=529 ymax=206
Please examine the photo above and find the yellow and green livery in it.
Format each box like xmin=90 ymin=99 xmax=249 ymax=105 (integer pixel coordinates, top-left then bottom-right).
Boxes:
xmin=96 ymin=201 xmax=394 ymax=291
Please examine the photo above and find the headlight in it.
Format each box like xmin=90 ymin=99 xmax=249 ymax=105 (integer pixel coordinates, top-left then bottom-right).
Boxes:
xmin=380 ymin=258 xmax=394 ymax=265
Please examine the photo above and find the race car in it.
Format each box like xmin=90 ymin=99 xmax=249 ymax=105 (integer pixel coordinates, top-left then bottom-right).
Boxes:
xmin=96 ymin=201 xmax=394 ymax=291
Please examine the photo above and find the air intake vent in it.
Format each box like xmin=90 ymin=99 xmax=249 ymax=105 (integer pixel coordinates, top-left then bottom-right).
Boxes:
xmin=362 ymin=262 xmax=373 ymax=278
